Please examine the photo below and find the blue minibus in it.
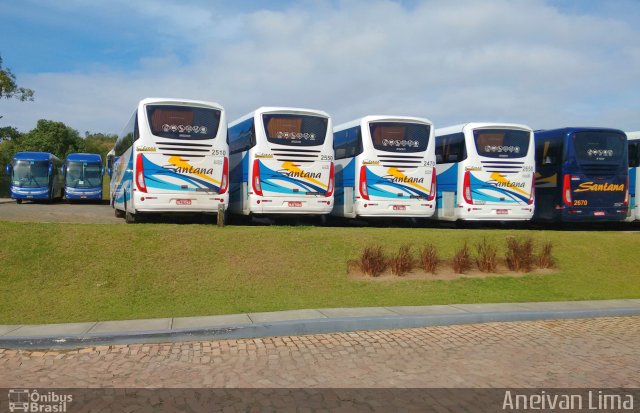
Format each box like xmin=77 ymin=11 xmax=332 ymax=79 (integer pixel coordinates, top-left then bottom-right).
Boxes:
xmin=6 ymin=152 xmax=64 ymax=203
xmin=533 ymin=127 xmax=628 ymax=222
xmin=63 ymin=153 xmax=104 ymax=201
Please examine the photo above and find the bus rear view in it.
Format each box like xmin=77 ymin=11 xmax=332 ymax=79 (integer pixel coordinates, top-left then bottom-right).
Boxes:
xmin=534 ymin=127 xmax=628 ymax=222
xmin=64 ymin=153 xmax=103 ymax=201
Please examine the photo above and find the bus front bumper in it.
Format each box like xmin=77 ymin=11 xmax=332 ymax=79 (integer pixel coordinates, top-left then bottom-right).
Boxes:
xmin=10 ymin=187 xmax=50 ymax=200
xmin=65 ymin=188 xmax=102 ymax=200
xmin=133 ymin=191 xmax=229 ymax=213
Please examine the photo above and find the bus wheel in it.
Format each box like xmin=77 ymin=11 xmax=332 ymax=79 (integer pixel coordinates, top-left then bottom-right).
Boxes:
xmin=125 ymin=211 xmax=137 ymax=224
xmin=16 ymin=199 xmax=22 ymax=204
xmin=115 ymin=208 xmax=125 ymax=218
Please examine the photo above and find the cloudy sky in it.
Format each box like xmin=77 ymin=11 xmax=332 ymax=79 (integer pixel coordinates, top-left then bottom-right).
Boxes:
xmin=1 ymin=0 xmax=639 ymax=135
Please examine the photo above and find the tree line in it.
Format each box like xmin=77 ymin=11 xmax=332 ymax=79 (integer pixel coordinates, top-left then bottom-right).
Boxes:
xmin=0 ymin=123 xmax=117 ymax=175
xmin=1 ymin=54 xmax=116 ymax=175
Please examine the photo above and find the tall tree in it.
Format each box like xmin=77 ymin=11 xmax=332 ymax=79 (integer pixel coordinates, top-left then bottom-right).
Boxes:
xmin=20 ymin=119 xmax=82 ymax=158
xmin=0 ymin=55 xmax=34 ymax=101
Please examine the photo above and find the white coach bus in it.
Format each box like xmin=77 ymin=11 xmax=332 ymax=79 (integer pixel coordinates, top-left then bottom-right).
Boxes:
xmin=627 ymin=131 xmax=640 ymax=221
xmin=434 ymin=122 xmax=535 ymax=221
xmin=227 ymin=107 xmax=334 ymax=216
xmin=110 ymin=98 xmax=229 ymax=223
xmin=332 ymin=116 xmax=437 ymax=218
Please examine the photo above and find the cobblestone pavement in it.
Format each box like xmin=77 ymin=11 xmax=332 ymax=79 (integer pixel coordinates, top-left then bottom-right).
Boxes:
xmin=1 ymin=317 xmax=639 ymax=388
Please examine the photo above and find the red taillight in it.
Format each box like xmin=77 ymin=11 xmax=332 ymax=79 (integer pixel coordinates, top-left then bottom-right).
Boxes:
xmin=325 ymin=162 xmax=334 ymax=197
xmin=135 ymin=153 xmax=147 ymax=193
xmin=462 ymin=170 xmax=473 ymax=204
xmin=624 ymin=175 xmax=629 ymax=206
xmin=359 ymin=165 xmax=369 ymax=200
xmin=528 ymin=174 xmax=535 ymax=205
xmin=252 ymin=159 xmax=263 ymax=196
xmin=219 ymin=157 xmax=229 ymax=194
xmin=427 ymin=167 xmax=436 ymax=201
xmin=562 ymin=174 xmax=572 ymax=207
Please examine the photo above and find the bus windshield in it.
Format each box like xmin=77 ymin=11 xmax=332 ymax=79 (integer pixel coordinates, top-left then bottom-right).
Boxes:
xmin=11 ymin=160 xmax=49 ymax=188
xmin=573 ymin=132 xmax=626 ymax=164
xmin=369 ymin=122 xmax=430 ymax=153
xmin=473 ymin=129 xmax=530 ymax=159
xmin=263 ymin=114 xmax=328 ymax=146
xmin=65 ymin=162 xmax=102 ymax=188
xmin=147 ymin=105 xmax=221 ymax=140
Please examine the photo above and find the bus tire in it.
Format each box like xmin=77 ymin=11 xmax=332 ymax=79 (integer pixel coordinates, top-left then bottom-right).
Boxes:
xmin=115 ymin=208 xmax=125 ymax=218
xmin=125 ymin=211 xmax=137 ymax=224
xmin=16 ymin=199 xmax=22 ymax=204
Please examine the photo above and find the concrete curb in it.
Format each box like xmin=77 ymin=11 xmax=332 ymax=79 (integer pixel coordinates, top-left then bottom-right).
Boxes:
xmin=1 ymin=300 xmax=639 ymax=350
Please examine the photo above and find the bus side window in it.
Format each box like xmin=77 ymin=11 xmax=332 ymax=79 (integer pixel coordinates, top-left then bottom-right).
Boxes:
xmin=229 ymin=118 xmax=255 ymax=155
xmin=629 ymin=142 xmax=640 ymax=168
xmin=436 ymin=133 xmax=466 ymax=164
xmin=333 ymin=127 xmax=362 ymax=160
xmin=536 ymin=138 xmax=562 ymax=167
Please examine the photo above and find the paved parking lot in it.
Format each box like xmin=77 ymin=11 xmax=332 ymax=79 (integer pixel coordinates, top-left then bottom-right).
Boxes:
xmin=2 ymin=316 xmax=639 ymax=388
xmin=0 ymin=199 xmax=122 ymax=224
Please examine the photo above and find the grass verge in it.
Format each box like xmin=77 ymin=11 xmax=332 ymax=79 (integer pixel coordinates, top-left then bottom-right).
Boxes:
xmin=0 ymin=221 xmax=639 ymax=324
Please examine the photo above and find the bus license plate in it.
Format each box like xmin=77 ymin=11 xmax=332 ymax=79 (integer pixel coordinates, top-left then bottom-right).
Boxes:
xmin=393 ymin=205 xmax=406 ymax=211
xmin=288 ymin=201 xmax=302 ymax=207
xmin=594 ymin=211 xmax=605 ymax=216
xmin=497 ymin=209 xmax=508 ymax=215
xmin=176 ymin=199 xmax=192 ymax=205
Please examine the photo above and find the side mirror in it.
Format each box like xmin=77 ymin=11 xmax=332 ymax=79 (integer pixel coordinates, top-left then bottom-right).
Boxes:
xmin=101 ymin=167 xmax=105 ymax=176
xmin=107 ymin=167 xmax=112 ymax=177
xmin=60 ymin=165 xmax=65 ymax=174
xmin=5 ymin=164 xmax=10 ymax=175
xmin=48 ymin=164 xmax=53 ymax=175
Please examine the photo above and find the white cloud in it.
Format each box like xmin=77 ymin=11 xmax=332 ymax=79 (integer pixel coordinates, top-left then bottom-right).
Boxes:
xmin=2 ymin=0 xmax=639 ymax=135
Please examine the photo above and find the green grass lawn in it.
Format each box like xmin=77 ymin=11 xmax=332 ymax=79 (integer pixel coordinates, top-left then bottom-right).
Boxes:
xmin=0 ymin=221 xmax=639 ymax=324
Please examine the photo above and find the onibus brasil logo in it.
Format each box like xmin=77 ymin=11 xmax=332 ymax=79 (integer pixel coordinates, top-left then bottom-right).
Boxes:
xmin=8 ymin=389 xmax=72 ymax=412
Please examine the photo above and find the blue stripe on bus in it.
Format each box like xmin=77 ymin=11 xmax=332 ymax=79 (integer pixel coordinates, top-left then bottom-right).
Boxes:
xmin=258 ymin=161 xmax=326 ymax=194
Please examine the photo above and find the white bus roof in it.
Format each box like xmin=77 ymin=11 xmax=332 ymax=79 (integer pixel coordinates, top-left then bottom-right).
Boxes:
xmin=435 ymin=122 xmax=533 ymax=136
xmin=138 ymin=97 xmax=225 ymax=111
xmin=626 ymin=131 xmax=640 ymax=141
xmin=229 ymin=107 xmax=331 ymax=128
xmin=334 ymin=115 xmax=434 ymax=132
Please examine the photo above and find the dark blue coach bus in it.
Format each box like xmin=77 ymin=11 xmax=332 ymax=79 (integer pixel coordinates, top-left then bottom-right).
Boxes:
xmin=533 ymin=127 xmax=628 ymax=222
xmin=63 ymin=153 xmax=104 ymax=201
xmin=6 ymin=152 xmax=64 ymax=203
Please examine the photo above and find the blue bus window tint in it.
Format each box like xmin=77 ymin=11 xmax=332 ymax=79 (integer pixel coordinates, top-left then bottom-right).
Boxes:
xmin=229 ymin=118 xmax=255 ymax=154
xmin=473 ymin=129 xmax=529 ymax=159
xmin=262 ymin=114 xmax=327 ymax=147
xmin=333 ymin=127 xmax=362 ymax=160
xmin=572 ymin=132 xmax=626 ymax=164
xmin=535 ymin=137 xmax=563 ymax=167
xmin=435 ymin=133 xmax=466 ymax=164
xmin=629 ymin=142 xmax=640 ymax=168
xmin=369 ymin=122 xmax=429 ymax=153
xmin=65 ymin=162 xmax=102 ymax=188
xmin=11 ymin=160 xmax=49 ymax=188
